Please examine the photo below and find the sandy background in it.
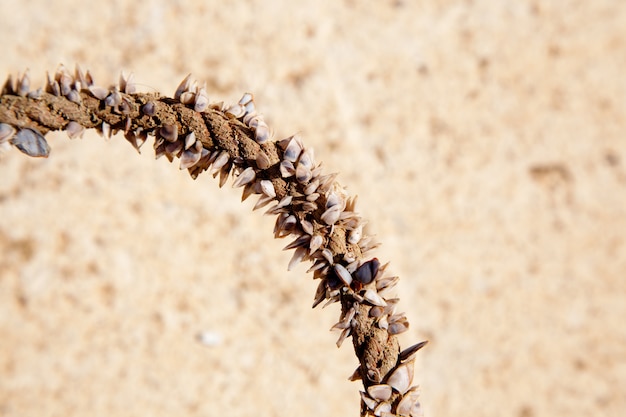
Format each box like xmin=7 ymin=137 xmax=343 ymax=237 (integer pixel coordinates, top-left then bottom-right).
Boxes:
xmin=1 ymin=1 xmax=625 ymax=416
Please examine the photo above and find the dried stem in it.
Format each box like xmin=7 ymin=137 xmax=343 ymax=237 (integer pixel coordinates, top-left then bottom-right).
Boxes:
xmin=0 ymin=67 xmax=425 ymax=417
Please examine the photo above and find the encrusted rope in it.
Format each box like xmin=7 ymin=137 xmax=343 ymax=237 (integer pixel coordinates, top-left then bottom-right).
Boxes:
xmin=0 ymin=66 xmax=426 ymax=417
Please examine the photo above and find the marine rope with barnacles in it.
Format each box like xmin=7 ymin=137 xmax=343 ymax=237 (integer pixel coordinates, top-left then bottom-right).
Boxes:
xmin=0 ymin=66 xmax=427 ymax=417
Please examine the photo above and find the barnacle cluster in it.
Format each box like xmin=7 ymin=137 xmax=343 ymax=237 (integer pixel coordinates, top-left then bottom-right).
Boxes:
xmin=0 ymin=65 xmax=426 ymax=417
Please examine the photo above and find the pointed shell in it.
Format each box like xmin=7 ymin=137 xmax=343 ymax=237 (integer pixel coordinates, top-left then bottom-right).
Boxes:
xmin=295 ymin=162 xmax=312 ymax=183
xmin=11 ymin=128 xmax=50 ymax=158
xmin=374 ymin=401 xmax=391 ymax=416
xmin=0 ymin=123 xmax=16 ymax=144
xmin=321 ymin=206 xmax=341 ymax=225
xmin=65 ymin=121 xmax=85 ymax=139
xmin=400 ymin=341 xmax=428 ymax=363
xmin=396 ymin=386 xmax=422 ymax=417
xmin=388 ymin=321 xmax=409 ymax=335
xmin=174 ymin=73 xmax=192 ymax=100
xmin=233 ymin=167 xmax=256 ymax=188
xmin=88 ymin=85 xmax=109 ymax=100
xmin=367 ymin=384 xmax=392 ymax=402
xmin=180 ymin=141 xmax=202 ymax=170
xmin=255 ymin=122 xmax=270 ymax=144
xmin=283 ymin=137 xmax=303 ymax=162
xmin=160 ymin=124 xmax=178 ymax=142
xmin=256 ymin=152 xmax=271 ymax=170
xmin=354 ymin=258 xmax=380 ymax=285
xmin=287 ymin=247 xmax=307 ymax=271
xmin=360 ymin=392 xmax=378 ymax=411
xmin=386 ymin=360 xmax=414 ymax=394
xmin=309 ymin=235 xmax=323 ymax=254
xmin=333 ymin=263 xmax=352 ymax=286
xmin=259 ymin=179 xmax=276 ymax=198
xmin=142 ymin=101 xmax=156 ymax=116
xmin=238 ymin=92 xmax=253 ymax=105
xmin=280 ymin=160 xmax=296 ymax=177
xmin=335 ymin=327 xmax=350 ymax=347
xmin=363 ymin=288 xmax=387 ymax=307
xmin=184 ymin=131 xmax=197 ymax=150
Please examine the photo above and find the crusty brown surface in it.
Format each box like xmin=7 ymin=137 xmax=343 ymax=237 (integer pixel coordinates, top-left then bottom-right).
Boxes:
xmin=1 ymin=1 xmax=625 ymax=416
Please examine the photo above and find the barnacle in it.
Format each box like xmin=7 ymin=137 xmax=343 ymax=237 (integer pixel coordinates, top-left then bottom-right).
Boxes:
xmin=0 ymin=68 xmax=427 ymax=417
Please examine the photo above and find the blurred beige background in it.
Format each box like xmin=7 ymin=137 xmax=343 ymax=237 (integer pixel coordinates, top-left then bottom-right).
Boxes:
xmin=1 ymin=1 xmax=625 ymax=416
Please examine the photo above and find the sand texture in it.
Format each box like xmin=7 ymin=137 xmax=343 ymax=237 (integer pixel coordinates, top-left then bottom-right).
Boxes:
xmin=1 ymin=1 xmax=625 ymax=416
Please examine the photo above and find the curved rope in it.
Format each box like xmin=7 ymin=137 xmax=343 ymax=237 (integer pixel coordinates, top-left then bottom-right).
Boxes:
xmin=0 ymin=66 xmax=426 ymax=417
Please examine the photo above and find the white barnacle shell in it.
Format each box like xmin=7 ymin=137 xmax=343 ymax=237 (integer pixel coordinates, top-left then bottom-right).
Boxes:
xmin=396 ymin=386 xmax=423 ymax=417
xmin=280 ymin=160 xmax=296 ymax=178
xmin=101 ymin=121 xmax=112 ymax=140
xmin=66 ymin=89 xmax=81 ymax=104
xmin=184 ymin=131 xmax=197 ymax=150
xmin=287 ymin=246 xmax=307 ymax=271
xmin=304 ymin=179 xmax=319 ymax=195
xmin=312 ymin=279 xmax=327 ymax=308
xmin=309 ymin=235 xmax=323 ymax=254
xmin=0 ymin=123 xmax=16 ymax=144
xmin=105 ymin=90 xmax=122 ymax=107
xmin=65 ymin=121 xmax=85 ymax=139
xmin=243 ymin=111 xmax=259 ymax=126
xmin=321 ymin=206 xmax=341 ymax=225
xmin=300 ymin=219 xmax=314 ymax=235
xmin=88 ymin=85 xmax=109 ymax=100
xmin=333 ymin=263 xmax=353 ymax=286
xmin=27 ymin=87 xmax=43 ymax=100
xmin=180 ymin=140 xmax=203 ymax=170
xmin=160 ymin=124 xmax=178 ymax=142
xmin=174 ymin=73 xmax=192 ymax=100
xmin=74 ymin=64 xmax=89 ymax=89
xmin=295 ymin=162 xmax=312 ymax=183
xmin=259 ymin=179 xmax=276 ymax=198
xmin=298 ymin=148 xmax=315 ymax=169
xmin=218 ymin=164 xmax=231 ymax=188
xmin=335 ymin=327 xmax=351 ymax=347
xmin=225 ymin=103 xmax=246 ymax=119
xmin=306 ymin=192 xmax=320 ymax=202
xmin=283 ymin=234 xmax=310 ymax=251
xmin=374 ymin=401 xmax=392 ymax=416
xmin=367 ymin=384 xmax=392 ymax=402
xmin=17 ymin=69 xmax=30 ymax=97
xmin=179 ymin=91 xmax=195 ymax=105
xmin=377 ymin=277 xmax=399 ymax=298
xmin=232 ymin=167 xmax=256 ymax=188
xmin=275 ymin=195 xmax=293 ymax=209
xmin=121 ymin=71 xmax=136 ymax=94
xmin=238 ymin=92 xmax=253 ymax=106
xmin=253 ymin=194 xmax=274 ymax=210
xmin=255 ymin=151 xmax=271 ymax=170
xmin=348 ymin=224 xmax=363 ymax=244
xmin=142 ymin=101 xmax=157 ymax=116
xmin=322 ymin=248 xmax=334 ymax=264
xmin=254 ymin=120 xmax=270 ymax=144
xmin=363 ymin=288 xmax=387 ymax=307
xmin=165 ymin=139 xmax=183 ymax=158
xmin=278 ymin=214 xmax=297 ymax=237
xmin=11 ymin=128 xmax=50 ymax=158
xmin=283 ymin=136 xmax=303 ymax=162
xmin=388 ymin=321 xmax=409 ymax=335
xmin=194 ymin=87 xmax=209 ymax=112
xmin=386 ymin=360 xmax=414 ymax=394
xmin=360 ymin=392 xmax=379 ymax=411
xmin=46 ymin=72 xmax=61 ymax=96
xmin=209 ymin=151 xmax=230 ymax=175
xmin=243 ymin=100 xmax=256 ymax=116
